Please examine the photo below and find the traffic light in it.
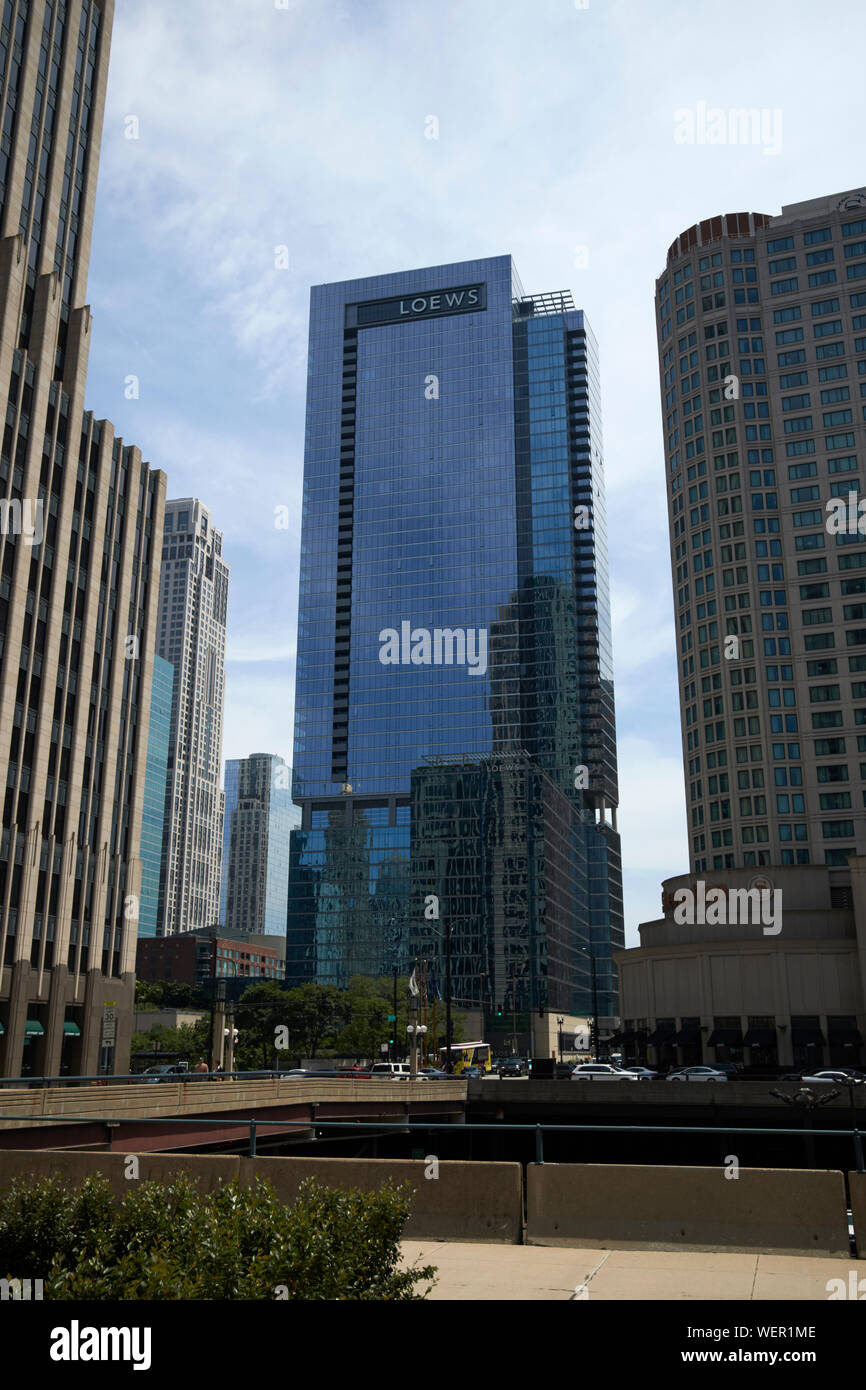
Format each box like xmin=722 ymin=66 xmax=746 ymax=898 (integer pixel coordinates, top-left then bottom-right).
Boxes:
xmin=495 ymin=1005 xmax=503 ymax=1018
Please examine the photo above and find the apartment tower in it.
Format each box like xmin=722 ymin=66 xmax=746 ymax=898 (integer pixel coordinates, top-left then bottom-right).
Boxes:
xmin=155 ymin=497 xmax=228 ymax=935
xmin=656 ymin=188 xmax=866 ymax=877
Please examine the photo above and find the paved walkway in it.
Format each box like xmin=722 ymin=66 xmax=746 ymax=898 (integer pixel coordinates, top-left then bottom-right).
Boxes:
xmin=401 ymin=1240 xmax=864 ymax=1300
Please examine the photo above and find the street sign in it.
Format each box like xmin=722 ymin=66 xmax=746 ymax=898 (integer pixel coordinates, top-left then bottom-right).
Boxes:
xmin=379 ymin=1042 xmax=389 ymax=1053
xmin=101 ymin=1004 xmax=117 ymax=1048
xmin=387 ymin=1014 xmax=396 ymax=1022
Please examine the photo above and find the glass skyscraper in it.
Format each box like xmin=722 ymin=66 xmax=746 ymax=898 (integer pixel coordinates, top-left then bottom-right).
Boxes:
xmin=289 ymin=255 xmax=623 ymax=1023
xmin=139 ymin=655 xmax=174 ymax=938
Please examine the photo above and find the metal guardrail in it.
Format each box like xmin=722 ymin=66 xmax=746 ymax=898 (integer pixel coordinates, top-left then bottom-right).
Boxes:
xmin=0 ymin=1112 xmax=862 ymax=1171
xmin=0 ymin=1071 xmax=467 ymax=1088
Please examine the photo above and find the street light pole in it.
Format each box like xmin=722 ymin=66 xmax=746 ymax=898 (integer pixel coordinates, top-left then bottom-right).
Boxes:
xmin=444 ymin=916 xmax=453 ymax=1074
xmin=591 ymin=953 xmax=599 ymax=1062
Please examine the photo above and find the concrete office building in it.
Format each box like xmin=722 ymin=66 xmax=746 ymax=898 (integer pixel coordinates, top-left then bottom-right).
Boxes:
xmin=656 ymin=188 xmax=866 ymax=873
xmin=156 ymin=497 xmax=229 ymax=935
xmin=288 ymin=255 xmax=623 ymax=1032
xmin=221 ymin=752 xmax=299 ymax=936
xmin=0 ymin=0 xmax=166 ymax=1076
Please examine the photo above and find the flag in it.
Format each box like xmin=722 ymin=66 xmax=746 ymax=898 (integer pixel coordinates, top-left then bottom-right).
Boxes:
xmin=409 ymin=968 xmax=420 ymax=997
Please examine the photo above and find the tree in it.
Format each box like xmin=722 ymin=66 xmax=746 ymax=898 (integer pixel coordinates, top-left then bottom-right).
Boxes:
xmin=130 ymin=1020 xmax=210 ymax=1061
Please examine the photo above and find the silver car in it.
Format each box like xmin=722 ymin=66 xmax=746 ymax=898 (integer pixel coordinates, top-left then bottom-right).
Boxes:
xmin=666 ymin=1065 xmax=727 ymax=1082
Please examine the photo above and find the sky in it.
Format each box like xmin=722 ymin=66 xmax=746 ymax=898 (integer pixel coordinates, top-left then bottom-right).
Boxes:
xmin=83 ymin=0 xmax=866 ymax=946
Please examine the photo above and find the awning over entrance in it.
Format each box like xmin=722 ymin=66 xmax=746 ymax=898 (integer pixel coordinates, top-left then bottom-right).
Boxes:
xmin=828 ymin=1027 xmax=861 ymax=1046
xmin=24 ymin=1019 xmax=44 ymax=1037
xmin=743 ymin=1028 xmax=776 ymax=1047
xmin=675 ymin=1027 xmax=701 ymax=1044
xmin=708 ymin=1028 xmax=743 ymax=1046
xmin=647 ymin=1027 xmax=675 ymax=1045
xmin=792 ymin=1027 xmax=826 ymax=1046
xmin=63 ymin=1021 xmax=81 ymax=1037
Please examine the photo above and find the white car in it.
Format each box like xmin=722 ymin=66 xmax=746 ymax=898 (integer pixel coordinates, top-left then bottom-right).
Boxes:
xmin=368 ymin=1063 xmax=428 ymax=1081
xmin=571 ymin=1063 xmax=639 ymax=1081
xmin=798 ymin=1070 xmax=865 ymax=1085
xmin=666 ymin=1066 xmax=727 ymax=1082
xmin=622 ymin=1066 xmax=659 ymax=1080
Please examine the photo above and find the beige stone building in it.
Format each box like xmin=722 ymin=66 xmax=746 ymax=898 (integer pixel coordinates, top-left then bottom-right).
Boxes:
xmin=0 ymin=0 xmax=166 ymax=1076
xmin=615 ymin=862 xmax=866 ymax=1071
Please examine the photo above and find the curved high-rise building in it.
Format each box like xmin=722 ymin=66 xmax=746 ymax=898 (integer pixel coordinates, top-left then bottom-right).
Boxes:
xmin=655 ymin=189 xmax=866 ymax=877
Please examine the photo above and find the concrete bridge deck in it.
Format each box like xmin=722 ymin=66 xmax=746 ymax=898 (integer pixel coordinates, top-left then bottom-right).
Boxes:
xmin=0 ymin=1076 xmax=467 ymax=1151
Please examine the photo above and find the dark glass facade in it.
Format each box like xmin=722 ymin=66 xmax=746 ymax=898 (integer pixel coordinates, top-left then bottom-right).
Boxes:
xmin=289 ymin=256 xmax=623 ymax=1018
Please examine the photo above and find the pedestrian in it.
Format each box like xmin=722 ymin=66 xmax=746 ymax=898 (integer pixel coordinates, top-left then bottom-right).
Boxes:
xmin=194 ymin=1057 xmax=209 ymax=1074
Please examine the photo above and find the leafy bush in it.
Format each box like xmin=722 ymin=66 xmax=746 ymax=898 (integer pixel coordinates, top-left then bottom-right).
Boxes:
xmin=0 ymin=1173 xmax=436 ymax=1300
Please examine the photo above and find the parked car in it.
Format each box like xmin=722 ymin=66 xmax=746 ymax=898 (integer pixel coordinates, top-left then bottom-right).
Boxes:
xmin=571 ymin=1063 xmax=639 ymax=1081
xmin=459 ymin=1065 xmax=486 ymax=1079
xmin=498 ymin=1057 xmax=525 ymax=1078
xmin=711 ymin=1062 xmax=743 ymax=1078
xmin=622 ymin=1066 xmax=659 ymax=1080
xmin=666 ymin=1066 xmax=728 ymax=1082
xmin=419 ymin=1068 xmax=449 ymax=1079
xmin=338 ymin=1066 xmax=372 ymax=1079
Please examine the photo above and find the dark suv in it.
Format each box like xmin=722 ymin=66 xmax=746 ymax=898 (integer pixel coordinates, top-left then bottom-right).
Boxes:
xmin=498 ymin=1058 xmax=524 ymax=1077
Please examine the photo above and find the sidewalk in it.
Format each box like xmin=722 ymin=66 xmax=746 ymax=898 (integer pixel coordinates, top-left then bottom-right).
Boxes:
xmin=400 ymin=1240 xmax=863 ymax=1300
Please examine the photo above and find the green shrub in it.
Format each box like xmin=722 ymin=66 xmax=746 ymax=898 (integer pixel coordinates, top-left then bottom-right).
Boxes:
xmin=0 ymin=1173 xmax=436 ymax=1300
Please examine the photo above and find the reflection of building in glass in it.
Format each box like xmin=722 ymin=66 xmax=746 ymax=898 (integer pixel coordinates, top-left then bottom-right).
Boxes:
xmin=409 ymin=753 xmax=610 ymax=1019
xmin=288 ymin=256 xmax=623 ymax=1013
xmin=288 ymin=804 xmax=410 ymax=989
xmin=223 ymin=754 xmax=299 ymax=937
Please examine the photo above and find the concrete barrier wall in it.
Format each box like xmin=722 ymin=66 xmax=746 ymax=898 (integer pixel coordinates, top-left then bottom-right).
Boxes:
xmin=0 ymin=1150 xmax=523 ymax=1243
xmin=527 ymin=1163 xmax=851 ymax=1255
xmin=237 ymin=1156 xmax=523 ymax=1243
xmin=849 ymin=1171 xmax=866 ymax=1256
xmin=0 ymin=1150 xmax=240 ymax=1199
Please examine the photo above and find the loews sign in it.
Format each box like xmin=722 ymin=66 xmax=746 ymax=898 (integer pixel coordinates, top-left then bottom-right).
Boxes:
xmin=349 ymin=283 xmax=486 ymax=329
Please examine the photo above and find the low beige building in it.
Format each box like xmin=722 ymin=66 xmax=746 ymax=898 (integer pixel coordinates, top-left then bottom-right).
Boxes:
xmin=614 ymin=860 xmax=866 ymax=1070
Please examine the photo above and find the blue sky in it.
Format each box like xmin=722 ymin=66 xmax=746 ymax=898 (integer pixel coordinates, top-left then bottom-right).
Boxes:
xmin=84 ymin=0 xmax=866 ymax=945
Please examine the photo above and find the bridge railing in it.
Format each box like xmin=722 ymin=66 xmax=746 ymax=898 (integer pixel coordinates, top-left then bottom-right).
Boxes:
xmin=0 ymin=1112 xmax=862 ymax=1171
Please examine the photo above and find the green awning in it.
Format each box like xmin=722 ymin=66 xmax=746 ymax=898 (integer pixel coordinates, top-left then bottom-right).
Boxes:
xmin=0 ymin=1021 xmax=4 ymax=1034
xmin=24 ymin=1019 xmax=44 ymax=1037
xmin=63 ymin=1021 xmax=80 ymax=1037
